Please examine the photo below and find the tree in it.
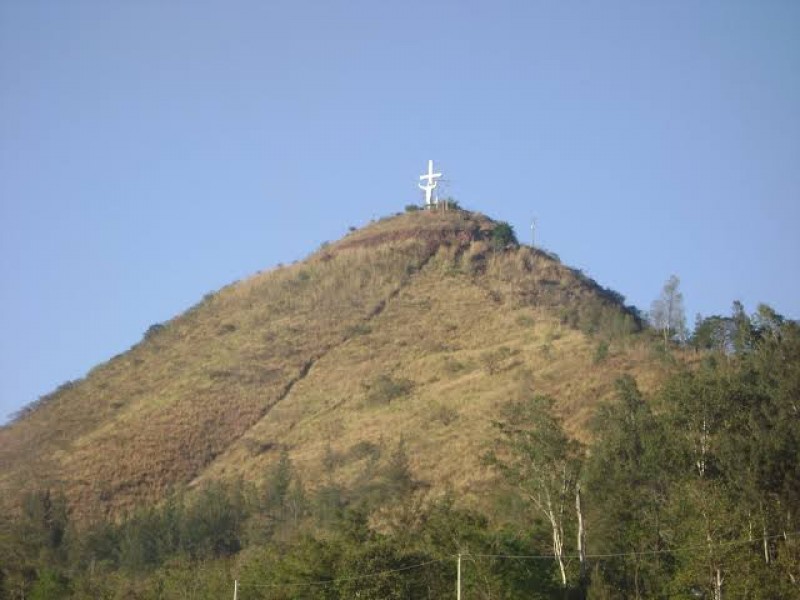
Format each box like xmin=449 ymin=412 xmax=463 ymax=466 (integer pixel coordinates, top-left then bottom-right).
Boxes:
xmin=692 ymin=314 xmax=735 ymax=353
xmin=491 ymin=221 xmax=517 ymax=250
xmin=650 ymin=275 xmax=687 ymax=348
xmin=487 ymin=395 xmax=584 ymax=589
xmin=265 ymin=449 xmax=293 ymax=514
xmin=28 ymin=568 xmax=69 ymax=600
xmin=180 ymin=481 xmax=245 ymax=559
xmin=336 ymin=540 xmax=443 ymax=600
xmin=657 ymin=315 xmax=800 ymax=598
xmin=585 ymin=376 xmax=678 ymax=598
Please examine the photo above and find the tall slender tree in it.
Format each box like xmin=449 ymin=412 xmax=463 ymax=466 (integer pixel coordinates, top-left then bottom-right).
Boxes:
xmin=651 ymin=275 xmax=687 ymax=348
xmin=487 ymin=395 xmax=584 ymax=589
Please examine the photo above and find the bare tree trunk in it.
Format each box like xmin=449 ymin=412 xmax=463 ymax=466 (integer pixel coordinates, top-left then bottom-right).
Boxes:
xmin=760 ymin=502 xmax=770 ymax=564
xmin=695 ymin=415 xmax=708 ymax=477
xmin=551 ymin=512 xmax=567 ymax=587
xmin=576 ymin=483 xmax=587 ymax=583
xmin=704 ymin=511 xmax=724 ymax=600
xmin=546 ymin=493 xmax=567 ymax=587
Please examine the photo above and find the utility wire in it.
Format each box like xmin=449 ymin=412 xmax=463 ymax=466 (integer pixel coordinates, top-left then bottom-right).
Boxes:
xmin=237 ymin=557 xmax=449 ymax=589
xmin=233 ymin=533 xmax=800 ymax=592
xmin=468 ymin=531 xmax=800 ymax=561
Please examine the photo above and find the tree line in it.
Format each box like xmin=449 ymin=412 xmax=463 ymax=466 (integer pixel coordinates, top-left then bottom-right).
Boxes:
xmin=1 ymin=302 xmax=798 ymax=599
xmin=489 ymin=301 xmax=799 ymax=599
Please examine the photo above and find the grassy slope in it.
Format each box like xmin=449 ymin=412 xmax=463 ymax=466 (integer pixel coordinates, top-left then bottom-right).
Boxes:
xmin=0 ymin=210 xmax=674 ymax=517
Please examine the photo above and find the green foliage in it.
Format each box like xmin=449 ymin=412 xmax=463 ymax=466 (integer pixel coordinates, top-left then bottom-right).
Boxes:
xmin=29 ymin=568 xmax=69 ymax=600
xmin=3 ymin=303 xmax=798 ymax=600
xmin=430 ymin=402 xmax=459 ymax=425
xmin=265 ymin=450 xmax=293 ymax=511
xmin=583 ymin=310 xmax=800 ymax=598
xmin=349 ymin=438 xmax=417 ymax=510
xmin=594 ymin=341 xmax=609 ymax=363
xmin=362 ymin=374 xmax=414 ymax=406
xmin=491 ymin=221 xmax=517 ymax=249
xmin=347 ymin=440 xmax=381 ymax=462
xmin=345 ymin=322 xmax=372 ymax=337
xmin=585 ymin=376 xmax=677 ymax=597
xmin=143 ymin=322 xmax=166 ymax=340
xmin=481 ymin=345 xmax=516 ymax=374
xmin=515 ymin=313 xmax=535 ymax=327
xmin=335 ymin=541 xmax=441 ymax=599
xmin=487 ymin=394 xmax=585 ymax=590
xmin=691 ymin=313 xmax=735 ymax=352
xmin=404 ymin=204 xmax=420 ymax=212
xmin=441 ymin=196 xmax=460 ymax=210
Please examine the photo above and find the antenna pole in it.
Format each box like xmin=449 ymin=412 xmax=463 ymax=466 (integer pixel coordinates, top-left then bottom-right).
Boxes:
xmin=233 ymin=579 xmax=238 ymax=600
xmin=531 ymin=218 xmax=537 ymax=284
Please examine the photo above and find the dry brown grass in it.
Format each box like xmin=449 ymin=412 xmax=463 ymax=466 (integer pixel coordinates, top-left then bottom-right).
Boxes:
xmin=0 ymin=210 xmax=676 ymax=518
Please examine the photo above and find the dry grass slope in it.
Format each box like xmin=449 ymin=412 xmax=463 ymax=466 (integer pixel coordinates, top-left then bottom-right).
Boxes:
xmin=0 ymin=209 xmax=676 ymax=518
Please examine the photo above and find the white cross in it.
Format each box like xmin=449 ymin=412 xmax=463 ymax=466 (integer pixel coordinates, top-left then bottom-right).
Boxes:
xmin=418 ymin=159 xmax=442 ymax=207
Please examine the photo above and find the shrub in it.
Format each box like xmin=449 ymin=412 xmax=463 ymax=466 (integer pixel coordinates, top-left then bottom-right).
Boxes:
xmin=404 ymin=204 xmax=420 ymax=212
xmin=515 ymin=314 xmax=535 ymax=328
xmin=481 ymin=346 xmax=516 ymax=375
xmin=491 ymin=221 xmax=517 ymax=249
xmin=432 ymin=403 xmax=459 ymax=426
xmin=217 ymin=323 xmax=236 ymax=335
xmin=346 ymin=323 xmax=372 ymax=337
xmin=442 ymin=356 xmax=466 ymax=373
xmin=347 ymin=440 xmax=381 ymax=462
xmin=363 ymin=375 xmax=414 ymax=406
xmin=144 ymin=323 xmax=166 ymax=340
xmin=594 ymin=341 xmax=609 ymax=363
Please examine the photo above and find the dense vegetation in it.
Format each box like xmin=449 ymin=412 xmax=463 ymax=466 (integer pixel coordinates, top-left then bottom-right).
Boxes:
xmin=1 ymin=303 xmax=797 ymax=599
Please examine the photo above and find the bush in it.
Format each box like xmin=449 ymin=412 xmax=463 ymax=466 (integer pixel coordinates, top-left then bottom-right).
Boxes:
xmin=346 ymin=323 xmax=372 ymax=337
xmin=404 ymin=204 xmax=420 ymax=213
xmin=347 ymin=440 xmax=382 ymax=462
xmin=441 ymin=197 xmax=461 ymax=210
xmin=432 ymin=403 xmax=459 ymax=425
xmin=144 ymin=323 xmax=166 ymax=340
xmin=491 ymin=221 xmax=517 ymax=249
xmin=363 ymin=375 xmax=414 ymax=406
xmin=594 ymin=341 xmax=609 ymax=363
xmin=515 ymin=314 xmax=535 ymax=328
xmin=481 ymin=346 xmax=516 ymax=375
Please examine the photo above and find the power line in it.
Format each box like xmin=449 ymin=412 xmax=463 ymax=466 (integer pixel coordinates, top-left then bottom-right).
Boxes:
xmin=230 ymin=533 xmax=800 ymax=595
xmin=237 ymin=557 xmax=448 ymax=589
xmin=468 ymin=531 xmax=800 ymax=561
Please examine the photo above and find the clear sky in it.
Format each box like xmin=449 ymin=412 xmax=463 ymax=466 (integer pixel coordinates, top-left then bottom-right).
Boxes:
xmin=1 ymin=1 xmax=798 ymax=423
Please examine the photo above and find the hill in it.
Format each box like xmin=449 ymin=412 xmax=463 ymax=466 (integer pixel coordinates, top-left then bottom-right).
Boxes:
xmin=0 ymin=208 xmax=668 ymax=519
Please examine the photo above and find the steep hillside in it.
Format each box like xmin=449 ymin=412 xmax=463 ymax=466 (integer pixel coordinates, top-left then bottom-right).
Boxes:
xmin=0 ymin=209 xmax=670 ymax=518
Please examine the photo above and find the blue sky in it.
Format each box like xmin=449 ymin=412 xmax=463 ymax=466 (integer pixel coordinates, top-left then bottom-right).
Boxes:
xmin=1 ymin=1 xmax=798 ymax=423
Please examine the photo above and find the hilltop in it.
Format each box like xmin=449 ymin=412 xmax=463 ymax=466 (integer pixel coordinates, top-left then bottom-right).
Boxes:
xmin=0 ymin=208 xmax=666 ymax=518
